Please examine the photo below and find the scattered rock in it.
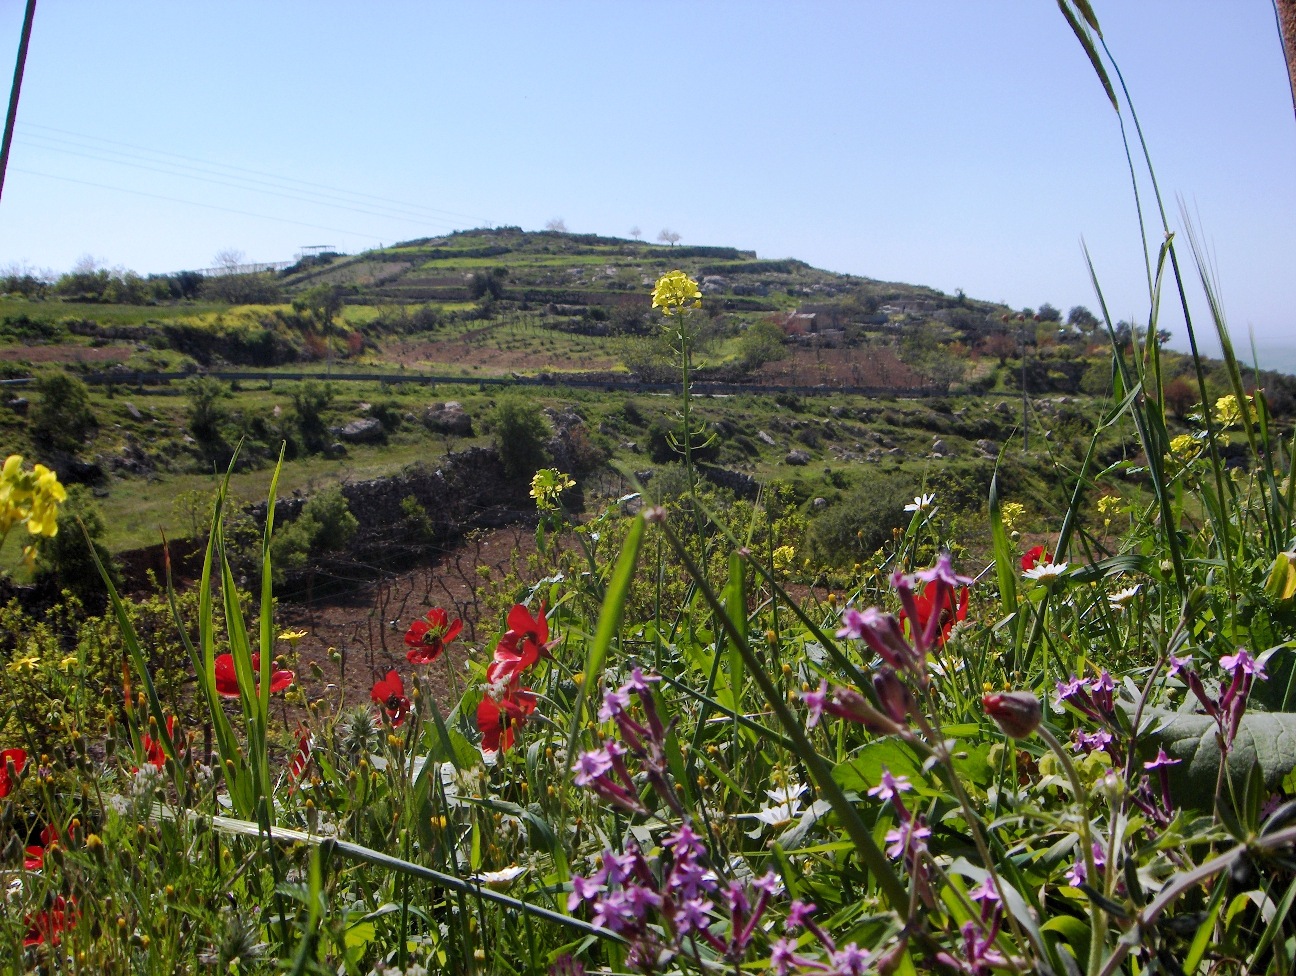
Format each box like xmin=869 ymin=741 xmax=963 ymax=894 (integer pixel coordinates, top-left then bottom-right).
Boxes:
xmin=5 ymin=397 xmax=28 ymax=413
xmin=325 ymin=442 xmax=348 ymax=459
xmin=813 ymin=497 xmax=828 ymax=510
xmin=931 ymin=438 xmax=950 ymax=457
xmin=423 ymin=401 xmax=473 ymax=436
xmin=757 ymin=430 xmax=777 ymax=447
xmin=339 ymin=418 xmax=385 ymax=443
xmin=125 ymin=402 xmax=143 ymax=421
xmin=786 ymin=450 xmax=811 ymax=466
xmin=976 ymin=439 xmax=998 ymax=456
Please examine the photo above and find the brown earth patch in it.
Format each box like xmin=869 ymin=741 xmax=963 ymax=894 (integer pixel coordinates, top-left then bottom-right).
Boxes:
xmin=0 ymin=343 xmax=135 ymax=363
xmin=271 ymin=524 xmax=540 ymax=717
xmin=378 ymin=333 xmax=619 ymax=374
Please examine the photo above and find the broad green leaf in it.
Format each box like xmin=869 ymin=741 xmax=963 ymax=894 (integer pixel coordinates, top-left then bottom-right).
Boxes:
xmin=1140 ymin=706 xmax=1296 ymax=810
xmin=832 ymin=740 xmax=924 ymax=795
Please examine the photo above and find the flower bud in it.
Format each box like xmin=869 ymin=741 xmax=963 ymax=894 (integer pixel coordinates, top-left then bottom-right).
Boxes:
xmin=982 ymin=691 xmax=1042 ymax=739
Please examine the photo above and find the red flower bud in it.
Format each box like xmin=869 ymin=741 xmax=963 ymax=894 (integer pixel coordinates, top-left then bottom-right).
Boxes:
xmin=982 ymin=691 xmax=1041 ymax=739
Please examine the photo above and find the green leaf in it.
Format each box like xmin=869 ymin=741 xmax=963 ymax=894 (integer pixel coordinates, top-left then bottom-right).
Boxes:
xmin=564 ymin=514 xmax=644 ymax=777
xmin=833 ymin=739 xmax=925 ymax=795
xmin=1140 ymin=706 xmax=1296 ymax=810
xmin=988 ymin=471 xmax=1018 ymax=617
xmin=1056 ymin=0 xmax=1117 ymax=111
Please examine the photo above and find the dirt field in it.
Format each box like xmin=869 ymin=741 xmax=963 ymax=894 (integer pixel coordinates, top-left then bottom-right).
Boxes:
xmin=0 ymin=343 xmax=135 ymax=363
xmin=271 ymin=524 xmax=541 ymax=716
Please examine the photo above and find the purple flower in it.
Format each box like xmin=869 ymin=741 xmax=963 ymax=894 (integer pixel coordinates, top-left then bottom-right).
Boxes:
xmin=771 ymin=937 xmax=800 ymax=975
xmin=573 ymin=747 xmax=614 ymax=786
xmin=624 ymin=667 xmax=660 ymax=694
xmin=598 ymin=687 xmax=631 ymax=720
xmin=829 ymin=943 xmax=872 ymax=976
xmin=1143 ymin=748 xmax=1180 ymax=770
xmin=1167 ymin=653 xmax=1193 ymax=678
xmin=968 ymin=878 xmax=1000 ymax=907
xmin=884 ymin=820 xmax=931 ymax=859
xmin=785 ymin=900 xmax=817 ymax=932
xmin=1221 ymin=649 xmax=1266 ymax=680
xmin=1054 ymin=674 xmax=1087 ymax=707
xmin=916 ymin=551 xmax=974 ymax=587
xmin=674 ymin=896 xmax=713 ymax=935
xmin=803 ymin=680 xmax=829 ymax=728
xmin=663 ymin=821 xmax=708 ymax=860
xmin=1073 ymin=729 xmax=1113 ymax=753
xmin=568 ymin=874 xmax=605 ymax=910
xmin=866 ymin=767 xmax=912 ymax=802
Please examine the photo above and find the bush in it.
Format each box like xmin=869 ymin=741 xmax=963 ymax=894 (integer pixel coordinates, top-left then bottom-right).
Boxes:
xmin=290 ymin=380 xmax=335 ymax=454
xmin=270 ymin=486 xmax=358 ymax=580
xmin=809 ymin=470 xmax=913 ymax=564
xmin=490 ymin=395 xmax=550 ymax=481
xmin=31 ymin=371 xmax=98 ymax=454
xmin=34 ymin=484 xmax=121 ymax=611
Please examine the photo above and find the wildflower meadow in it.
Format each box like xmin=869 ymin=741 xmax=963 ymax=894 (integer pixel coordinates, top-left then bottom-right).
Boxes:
xmin=4 ymin=5 xmax=1296 ymax=975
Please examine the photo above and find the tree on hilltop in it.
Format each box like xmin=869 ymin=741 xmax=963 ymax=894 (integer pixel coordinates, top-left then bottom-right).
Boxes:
xmin=658 ymin=229 xmax=681 ymax=246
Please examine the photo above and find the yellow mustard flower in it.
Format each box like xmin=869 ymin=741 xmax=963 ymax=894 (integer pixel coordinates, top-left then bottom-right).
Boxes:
xmin=530 ymin=468 xmax=575 ymax=511
xmin=6 ymin=654 xmax=41 ymax=675
xmin=651 ymin=270 xmax=701 ymax=316
xmin=998 ymin=501 xmax=1026 ymax=534
xmin=771 ymin=545 xmax=796 ymax=574
xmin=1 ymin=455 xmax=68 ymax=542
xmin=1213 ymin=393 xmax=1253 ymax=429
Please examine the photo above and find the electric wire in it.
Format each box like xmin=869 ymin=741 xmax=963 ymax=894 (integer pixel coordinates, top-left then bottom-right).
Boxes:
xmin=16 ymin=121 xmax=488 ymax=225
xmin=9 ymin=167 xmax=386 ymax=241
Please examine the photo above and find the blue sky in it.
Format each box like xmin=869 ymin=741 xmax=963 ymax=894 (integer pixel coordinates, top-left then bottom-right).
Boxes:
xmin=1 ymin=2 xmax=1293 ymax=365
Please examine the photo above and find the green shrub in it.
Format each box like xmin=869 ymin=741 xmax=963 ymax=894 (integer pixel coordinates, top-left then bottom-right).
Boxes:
xmin=31 ymin=371 xmax=98 ymax=454
xmin=270 ymin=486 xmax=358 ymax=580
xmin=489 ymin=395 xmax=550 ymax=481
xmin=34 ymin=484 xmax=121 ymax=611
xmin=809 ymin=469 xmax=913 ymax=565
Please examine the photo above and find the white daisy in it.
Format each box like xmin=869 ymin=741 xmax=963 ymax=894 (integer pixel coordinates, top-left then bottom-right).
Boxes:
xmin=474 ymin=865 xmax=526 ymax=888
xmin=1108 ymin=585 xmax=1141 ymax=608
xmin=1023 ymin=561 xmax=1069 ymax=584
xmin=905 ymin=493 xmax=936 ymax=513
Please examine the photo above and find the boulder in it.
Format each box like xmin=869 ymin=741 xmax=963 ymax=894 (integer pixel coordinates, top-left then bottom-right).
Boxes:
xmin=786 ymin=450 xmax=811 ymax=466
xmin=339 ymin=418 xmax=385 ymax=443
xmin=757 ymin=430 xmax=777 ymax=447
xmin=424 ymin=401 xmax=473 ymax=436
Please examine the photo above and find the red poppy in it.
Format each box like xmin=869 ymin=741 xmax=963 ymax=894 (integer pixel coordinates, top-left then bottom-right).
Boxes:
xmin=142 ymin=715 xmax=179 ymax=770
xmin=477 ymin=682 xmax=538 ymax=755
xmin=1021 ymin=545 xmax=1053 ymax=572
xmin=405 ymin=607 xmax=463 ymax=665
xmin=371 ymin=670 xmax=410 ymax=726
xmin=487 ymin=602 xmax=550 ymax=684
xmin=23 ymin=895 xmax=75 ymax=947
xmin=0 ymin=747 xmax=26 ymax=798
xmin=24 ymin=824 xmax=66 ymax=870
xmin=213 ymin=653 xmax=295 ymax=698
xmin=288 ymin=726 xmax=313 ymax=785
xmin=900 ymin=584 xmax=969 ymax=646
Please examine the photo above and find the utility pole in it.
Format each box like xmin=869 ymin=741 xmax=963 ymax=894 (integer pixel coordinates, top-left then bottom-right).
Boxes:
xmin=0 ymin=0 xmax=37 ymax=204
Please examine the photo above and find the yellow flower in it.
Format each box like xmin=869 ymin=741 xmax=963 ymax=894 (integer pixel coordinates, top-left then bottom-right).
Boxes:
xmin=529 ymin=468 xmax=575 ymax=511
xmin=1 ymin=455 xmax=67 ymax=542
xmin=651 ymin=270 xmax=701 ymax=316
xmin=1213 ymin=393 xmax=1253 ymax=429
xmin=7 ymin=654 xmax=41 ymax=675
xmin=771 ymin=545 xmax=796 ymax=574
xmin=998 ymin=501 xmax=1026 ymax=533
xmin=278 ymin=628 xmax=309 ymax=646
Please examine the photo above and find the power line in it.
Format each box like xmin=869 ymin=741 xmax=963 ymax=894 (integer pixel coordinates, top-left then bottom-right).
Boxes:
xmin=15 ymin=134 xmax=463 ymax=231
xmin=9 ymin=167 xmax=386 ymax=242
xmin=16 ymin=120 xmax=490 ymax=225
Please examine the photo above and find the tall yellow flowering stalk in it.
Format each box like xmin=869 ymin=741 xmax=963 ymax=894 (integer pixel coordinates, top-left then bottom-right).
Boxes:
xmin=0 ymin=454 xmax=68 ymax=569
xmin=650 ymin=271 xmax=710 ymax=499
